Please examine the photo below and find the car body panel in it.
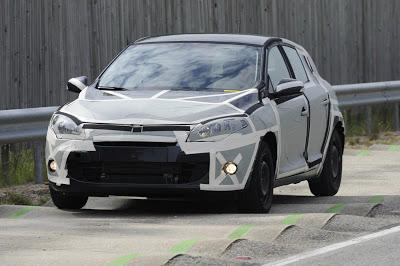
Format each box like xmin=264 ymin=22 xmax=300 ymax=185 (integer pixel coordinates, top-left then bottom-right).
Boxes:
xmin=46 ymin=34 xmax=344 ymax=196
xmin=274 ymin=95 xmax=309 ymax=177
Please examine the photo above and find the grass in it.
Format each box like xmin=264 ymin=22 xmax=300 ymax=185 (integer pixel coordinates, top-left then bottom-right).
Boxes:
xmin=0 ymin=192 xmax=33 ymax=205
xmin=343 ymin=104 xmax=397 ymax=137
xmin=343 ymin=104 xmax=400 ymax=148
xmin=0 ymin=145 xmax=48 ymax=188
xmin=39 ymin=196 xmax=50 ymax=205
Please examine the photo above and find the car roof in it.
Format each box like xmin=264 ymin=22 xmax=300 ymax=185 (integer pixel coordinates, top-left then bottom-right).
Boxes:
xmin=136 ymin=34 xmax=273 ymax=46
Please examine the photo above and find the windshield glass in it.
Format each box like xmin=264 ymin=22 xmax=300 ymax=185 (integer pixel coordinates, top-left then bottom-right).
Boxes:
xmin=98 ymin=43 xmax=262 ymax=91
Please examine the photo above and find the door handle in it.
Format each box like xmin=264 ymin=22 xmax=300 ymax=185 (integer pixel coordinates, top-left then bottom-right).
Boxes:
xmin=301 ymin=107 xmax=309 ymax=116
xmin=322 ymin=99 xmax=330 ymax=106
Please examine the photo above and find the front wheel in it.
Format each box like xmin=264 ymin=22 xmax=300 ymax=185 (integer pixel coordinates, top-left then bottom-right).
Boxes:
xmin=308 ymin=130 xmax=343 ymax=196
xmin=238 ymin=142 xmax=275 ymax=213
xmin=50 ymin=186 xmax=88 ymax=210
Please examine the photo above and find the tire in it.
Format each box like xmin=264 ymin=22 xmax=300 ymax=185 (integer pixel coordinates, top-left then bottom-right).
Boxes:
xmin=308 ymin=130 xmax=343 ymax=196
xmin=238 ymin=142 xmax=275 ymax=213
xmin=49 ymin=186 xmax=88 ymax=210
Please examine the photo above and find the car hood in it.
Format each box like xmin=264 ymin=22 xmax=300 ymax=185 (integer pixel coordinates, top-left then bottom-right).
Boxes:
xmin=60 ymin=87 xmax=259 ymax=125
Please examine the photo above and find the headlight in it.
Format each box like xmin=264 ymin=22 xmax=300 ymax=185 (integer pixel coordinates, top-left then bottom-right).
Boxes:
xmin=51 ymin=114 xmax=85 ymax=139
xmin=188 ymin=117 xmax=249 ymax=142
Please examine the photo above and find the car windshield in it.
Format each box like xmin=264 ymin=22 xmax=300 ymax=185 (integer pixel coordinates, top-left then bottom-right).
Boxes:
xmin=98 ymin=43 xmax=262 ymax=91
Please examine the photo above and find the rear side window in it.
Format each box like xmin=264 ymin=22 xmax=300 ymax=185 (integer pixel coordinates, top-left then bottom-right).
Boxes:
xmin=267 ymin=46 xmax=291 ymax=90
xmin=283 ymin=46 xmax=308 ymax=83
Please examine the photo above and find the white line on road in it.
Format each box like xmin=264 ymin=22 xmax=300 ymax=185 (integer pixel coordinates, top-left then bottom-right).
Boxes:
xmin=263 ymin=225 xmax=400 ymax=266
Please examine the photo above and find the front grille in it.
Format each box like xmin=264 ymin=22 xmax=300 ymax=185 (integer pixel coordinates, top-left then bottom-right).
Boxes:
xmin=66 ymin=143 xmax=209 ymax=185
xmin=67 ymin=161 xmax=209 ymax=184
xmin=94 ymin=142 xmax=177 ymax=147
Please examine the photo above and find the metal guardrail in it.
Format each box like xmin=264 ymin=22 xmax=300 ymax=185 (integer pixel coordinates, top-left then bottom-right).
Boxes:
xmin=0 ymin=81 xmax=400 ymax=184
xmin=0 ymin=106 xmax=58 ymax=145
xmin=334 ymin=80 xmax=400 ymax=108
xmin=0 ymin=106 xmax=58 ymax=184
xmin=334 ymin=81 xmax=400 ymax=134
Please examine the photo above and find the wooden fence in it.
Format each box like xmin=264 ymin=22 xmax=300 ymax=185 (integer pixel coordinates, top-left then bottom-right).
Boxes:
xmin=1 ymin=0 xmax=399 ymax=110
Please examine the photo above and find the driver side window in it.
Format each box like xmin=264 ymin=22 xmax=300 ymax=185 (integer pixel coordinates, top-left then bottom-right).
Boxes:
xmin=267 ymin=46 xmax=291 ymax=91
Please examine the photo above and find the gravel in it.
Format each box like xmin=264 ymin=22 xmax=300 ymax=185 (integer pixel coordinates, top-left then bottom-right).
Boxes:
xmin=168 ymin=254 xmax=257 ymax=266
xmin=0 ymin=182 xmax=50 ymax=206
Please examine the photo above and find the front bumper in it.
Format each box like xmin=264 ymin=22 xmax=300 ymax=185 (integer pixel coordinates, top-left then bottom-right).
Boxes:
xmin=67 ymin=142 xmax=210 ymax=185
xmin=49 ymin=180 xmax=202 ymax=197
xmin=46 ymin=124 xmax=262 ymax=194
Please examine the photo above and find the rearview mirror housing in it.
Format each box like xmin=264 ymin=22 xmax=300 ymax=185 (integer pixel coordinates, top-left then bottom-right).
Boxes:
xmin=272 ymin=78 xmax=304 ymax=97
xmin=67 ymin=76 xmax=88 ymax=93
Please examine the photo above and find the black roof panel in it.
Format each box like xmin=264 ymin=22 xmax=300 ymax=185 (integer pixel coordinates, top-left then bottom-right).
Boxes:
xmin=136 ymin=34 xmax=271 ymax=46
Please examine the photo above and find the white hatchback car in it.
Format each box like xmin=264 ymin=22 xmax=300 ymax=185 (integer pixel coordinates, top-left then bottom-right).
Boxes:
xmin=46 ymin=34 xmax=344 ymax=212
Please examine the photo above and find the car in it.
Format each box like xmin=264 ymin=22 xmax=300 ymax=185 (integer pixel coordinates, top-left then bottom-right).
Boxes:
xmin=46 ymin=34 xmax=344 ymax=213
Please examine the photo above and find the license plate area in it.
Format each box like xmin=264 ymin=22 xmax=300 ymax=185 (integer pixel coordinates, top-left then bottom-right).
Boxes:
xmin=99 ymin=146 xmax=168 ymax=162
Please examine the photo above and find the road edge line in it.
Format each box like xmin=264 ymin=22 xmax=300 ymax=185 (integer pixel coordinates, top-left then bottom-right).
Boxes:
xmin=262 ymin=225 xmax=400 ymax=266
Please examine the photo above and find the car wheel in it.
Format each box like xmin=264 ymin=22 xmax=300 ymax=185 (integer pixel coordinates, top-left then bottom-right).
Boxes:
xmin=309 ymin=130 xmax=343 ymax=196
xmin=238 ymin=141 xmax=275 ymax=213
xmin=49 ymin=186 xmax=88 ymax=210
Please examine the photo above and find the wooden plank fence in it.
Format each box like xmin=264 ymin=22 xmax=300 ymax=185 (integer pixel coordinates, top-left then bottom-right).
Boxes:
xmin=0 ymin=0 xmax=399 ymax=110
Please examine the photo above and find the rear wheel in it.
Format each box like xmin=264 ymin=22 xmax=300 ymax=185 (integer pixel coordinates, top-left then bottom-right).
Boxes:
xmin=309 ymin=130 xmax=343 ymax=196
xmin=49 ymin=186 xmax=88 ymax=210
xmin=238 ymin=142 xmax=275 ymax=213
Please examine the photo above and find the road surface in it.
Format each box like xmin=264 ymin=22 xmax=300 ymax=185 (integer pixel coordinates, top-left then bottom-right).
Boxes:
xmin=1 ymin=144 xmax=400 ymax=265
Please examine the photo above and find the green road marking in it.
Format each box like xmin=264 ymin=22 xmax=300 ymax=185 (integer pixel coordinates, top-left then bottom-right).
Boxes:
xmin=325 ymin=203 xmax=346 ymax=213
xmin=357 ymin=150 xmax=371 ymax=156
xmin=108 ymin=254 xmax=140 ymax=266
xmin=281 ymin=213 xmax=305 ymax=225
xmin=168 ymin=238 xmax=201 ymax=254
xmin=228 ymin=225 xmax=256 ymax=239
xmin=7 ymin=206 xmax=39 ymax=219
xmin=368 ymin=195 xmax=384 ymax=203
xmin=388 ymin=145 xmax=400 ymax=151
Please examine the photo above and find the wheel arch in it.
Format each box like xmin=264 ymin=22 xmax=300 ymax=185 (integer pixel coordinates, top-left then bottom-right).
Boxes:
xmin=334 ymin=119 xmax=345 ymax=151
xmin=261 ymin=131 xmax=278 ymax=170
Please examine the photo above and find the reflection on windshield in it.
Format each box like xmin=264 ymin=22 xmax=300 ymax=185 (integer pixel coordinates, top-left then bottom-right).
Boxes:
xmin=99 ymin=43 xmax=262 ymax=91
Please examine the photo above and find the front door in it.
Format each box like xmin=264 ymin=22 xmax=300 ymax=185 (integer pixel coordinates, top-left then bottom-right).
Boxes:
xmin=266 ymin=45 xmax=309 ymax=178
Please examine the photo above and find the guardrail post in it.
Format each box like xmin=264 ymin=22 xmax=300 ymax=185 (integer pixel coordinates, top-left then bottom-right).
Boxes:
xmin=366 ymin=106 xmax=372 ymax=136
xmin=34 ymin=141 xmax=43 ymax=184
xmin=394 ymin=103 xmax=399 ymax=132
xmin=1 ymin=144 xmax=10 ymax=185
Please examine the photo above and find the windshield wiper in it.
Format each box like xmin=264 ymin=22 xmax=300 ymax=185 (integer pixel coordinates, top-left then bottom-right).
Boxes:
xmin=97 ymin=86 xmax=128 ymax=91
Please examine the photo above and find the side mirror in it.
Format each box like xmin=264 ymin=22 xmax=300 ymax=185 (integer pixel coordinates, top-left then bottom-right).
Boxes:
xmin=273 ymin=78 xmax=304 ymax=97
xmin=67 ymin=76 xmax=88 ymax=93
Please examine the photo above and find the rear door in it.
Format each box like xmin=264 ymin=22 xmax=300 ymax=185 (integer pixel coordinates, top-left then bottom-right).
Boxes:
xmin=266 ymin=45 xmax=309 ymax=178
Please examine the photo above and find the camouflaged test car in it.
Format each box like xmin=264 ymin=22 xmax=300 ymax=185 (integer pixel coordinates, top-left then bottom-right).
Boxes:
xmin=46 ymin=34 xmax=344 ymax=213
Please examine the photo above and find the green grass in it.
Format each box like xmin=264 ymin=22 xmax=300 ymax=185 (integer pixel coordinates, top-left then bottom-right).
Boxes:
xmin=343 ymin=104 xmax=398 ymax=137
xmin=0 ymin=145 xmax=48 ymax=188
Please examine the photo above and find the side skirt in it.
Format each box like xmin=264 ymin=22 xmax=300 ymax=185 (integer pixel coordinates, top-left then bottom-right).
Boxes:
xmin=274 ymin=167 xmax=319 ymax=188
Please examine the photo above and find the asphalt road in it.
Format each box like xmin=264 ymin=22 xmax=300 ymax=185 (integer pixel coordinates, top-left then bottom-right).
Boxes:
xmin=1 ymin=144 xmax=400 ymax=265
xmin=271 ymin=226 xmax=400 ymax=266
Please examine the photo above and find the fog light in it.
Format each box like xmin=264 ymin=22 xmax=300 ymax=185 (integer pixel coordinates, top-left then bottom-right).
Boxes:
xmin=223 ymin=162 xmax=237 ymax=175
xmin=49 ymin=160 xmax=57 ymax=172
